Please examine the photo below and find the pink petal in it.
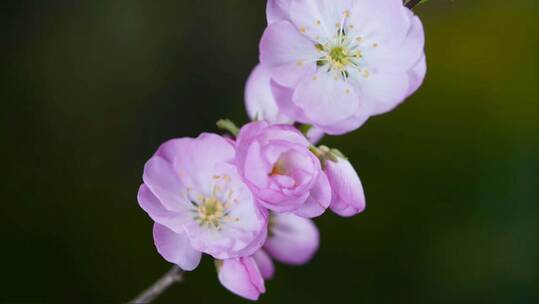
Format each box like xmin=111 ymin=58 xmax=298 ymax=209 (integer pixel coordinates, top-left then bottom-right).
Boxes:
xmin=293 ymin=72 xmax=360 ymax=126
xmin=289 ymin=0 xmax=336 ymax=41
xmin=306 ymin=127 xmax=325 ymax=145
xmin=187 ymin=133 xmax=236 ymax=175
xmin=407 ymin=53 xmax=426 ymax=97
xmin=245 ymin=64 xmax=293 ymax=124
xmin=153 ymin=223 xmax=201 ymax=271
xmin=243 ymin=141 xmax=271 ymax=188
xmin=218 ymin=257 xmax=265 ymax=301
xmin=235 ymin=121 xmax=268 ymax=167
xmin=137 ymin=184 xmax=187 ymax=234
xmin=362 ymin=7 xmax=424 ymax=73
xmin=253 ymin=250 xmax=275 ymax=280
xmin=266 ymin=0 xmax=291 ymax=23
xmin=260 ymin=21 xmax=318 ymax=87
xmin=348 ymin=0 xmax=411 ymax=45
xmin=142 ymin=156 xmax=191 ymax=212
xmin=294 ymin=171 xmax=332 ymax=218
xmin=355 ymin=70 xmax=411 ymax=117
xmin=156 ymin=133 xmax=236 ymax=195
xmin=271 ymin=80 xmax=310 ymax=123
xmin=316 ymin=112 xmax=370 ymax=136
xmin=257 ymin=190 xmax=310 ymax=213
xmin=154 ymin=138 xmax=193 ymax=164
xmin=232 ymin=221 xmax=269 ymax=259
xmin=259 ymin=124 xmax=310 ymax=147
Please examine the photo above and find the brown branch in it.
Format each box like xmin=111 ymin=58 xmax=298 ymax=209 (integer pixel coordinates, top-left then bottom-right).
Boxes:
xmin=129 ymin=266 xmax=184 ymax=304
xmin=406 ymin=0 xmax=422 ymax=9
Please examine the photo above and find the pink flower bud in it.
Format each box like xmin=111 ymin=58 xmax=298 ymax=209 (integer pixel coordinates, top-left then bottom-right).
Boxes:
xmin=325 ymin=157 xmax=366 ymax=217
xmin=217 ymin=256 xmax=266 ymax=301
xmin=235 ymin=121 xmax=331 ymax=218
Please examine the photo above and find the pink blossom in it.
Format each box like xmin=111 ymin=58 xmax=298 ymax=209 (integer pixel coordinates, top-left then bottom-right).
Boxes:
xmin=265 ymin=213 xmax=319 ymax=265
xmin=260 ymin=0 xmax=426 ymax=135
xmin=235 ymin=121 xmax=331 ymax=218
xmin=217 ymin=256 xmax=266 ymax=301
xmin=138 ymin=133 xmax=268 ymax=270
xmin=325 ymin=156 xmax=366 ymax=217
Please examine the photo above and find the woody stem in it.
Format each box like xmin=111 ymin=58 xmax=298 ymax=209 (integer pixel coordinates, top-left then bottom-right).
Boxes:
xmin=128 ymin=266 xmax=184 ymax=304
xmin=405 ymin=0 xmax=422 ymax=9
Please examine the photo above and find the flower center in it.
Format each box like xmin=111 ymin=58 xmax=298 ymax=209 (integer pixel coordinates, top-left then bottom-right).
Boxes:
xmin=270 ymin=159 xmax=288 ymax=176
xmin=197 ymin=196 xmax=225 ymax=228
xmin=189 ymin=176 xmax=241 ymax=230
xmin=329 ymin=47 xmax=349 ymax=68
xmin=312 ymin=10 xmax=375 ymax=81
xmin=317 ymin=38 xmax=362 ymax=79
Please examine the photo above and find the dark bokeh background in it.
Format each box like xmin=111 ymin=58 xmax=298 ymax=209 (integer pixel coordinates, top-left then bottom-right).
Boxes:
xmin=2 ymin=0 xmax=538 ymax=303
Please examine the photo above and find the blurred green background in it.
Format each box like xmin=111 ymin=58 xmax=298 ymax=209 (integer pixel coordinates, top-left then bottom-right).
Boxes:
xmin=1 ymin=0 xmax=538 ymax=303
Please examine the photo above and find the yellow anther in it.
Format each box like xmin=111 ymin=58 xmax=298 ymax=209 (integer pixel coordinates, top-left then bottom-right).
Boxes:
xmin=196 ymin=196 xmax=225 ymax=228
xmin=363 ymin=69 xmax=370 ymax=78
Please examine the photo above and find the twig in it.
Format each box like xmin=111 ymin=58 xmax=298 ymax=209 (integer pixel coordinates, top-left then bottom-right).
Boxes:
xmin=129 ymin=266 xmax=184 ymax=304
xmin=406 ymin=0 xmax=422 ymax=9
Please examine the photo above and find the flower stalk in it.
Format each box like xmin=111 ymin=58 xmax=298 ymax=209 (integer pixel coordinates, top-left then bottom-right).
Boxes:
xmin=406 ymin=0 xmax=425 ymax=9
xmin=298 ymin=124 xmax=313 ymax=136
xmin=217 ymin=119 xmax=240 ymax=137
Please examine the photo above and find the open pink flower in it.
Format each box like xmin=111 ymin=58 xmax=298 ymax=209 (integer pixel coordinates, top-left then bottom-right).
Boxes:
xmin=235 ymin=121 xmax=331 ymax=218
xmin=325 ymin=156 xmax=366 ymax=217
xmin=260 ymin=0 xmax=426 ymax=135
xmin=138 ymin=133 xmax=268 ymax=270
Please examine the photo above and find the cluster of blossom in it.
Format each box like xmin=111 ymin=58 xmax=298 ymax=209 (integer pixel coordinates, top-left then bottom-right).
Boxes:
xmin=138 ymin=0 xmax=425 ymax=301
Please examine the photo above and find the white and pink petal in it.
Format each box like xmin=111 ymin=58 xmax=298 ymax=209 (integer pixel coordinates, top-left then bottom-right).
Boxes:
xmin=153 ymin=223 xmax=202 ymax=271
xmin=260 ymin=21 xmax=319 ymax=87
xmin=292 ymin=72 xmax=360 ymax=126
